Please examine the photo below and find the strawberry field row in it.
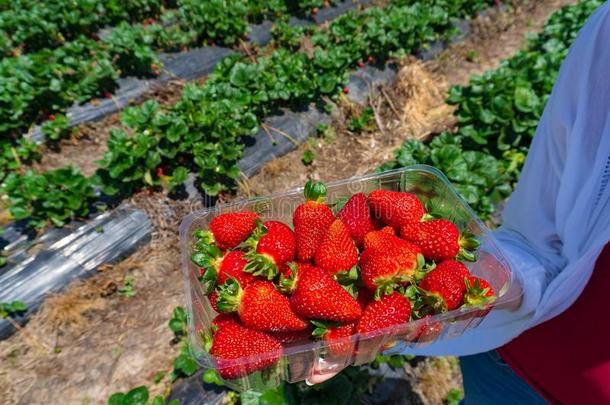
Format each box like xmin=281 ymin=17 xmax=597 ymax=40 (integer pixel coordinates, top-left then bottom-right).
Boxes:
xmin=0 ymin=0 xmax=340 ymax=176
xmin=0 ymin=0 xmax=330 ymax=58
xmin=0 ymin=0 xmax=170 ymax=57
xmin=0 ymin=0 xmax=494 ymax=235
xmin=380 ymin=0 xmax=603 ymax=220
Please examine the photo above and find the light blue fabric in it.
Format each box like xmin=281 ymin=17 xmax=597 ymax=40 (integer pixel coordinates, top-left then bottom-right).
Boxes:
xmin=459 ymin=351 xmax=549 ymax=405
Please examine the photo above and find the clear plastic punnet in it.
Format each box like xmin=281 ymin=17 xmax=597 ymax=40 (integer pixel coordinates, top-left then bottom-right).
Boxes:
xmin=179 ymin=165 xmax=518 ymax=391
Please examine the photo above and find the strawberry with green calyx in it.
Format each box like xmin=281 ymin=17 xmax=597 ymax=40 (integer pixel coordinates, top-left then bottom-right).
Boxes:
xmin=293 ymin=180 xmax=335 ymax=262
xmin=333 ymin=265 xmax=361 ymax=298
xmin=356 ymin=292 xmax=412 ymax=334
xmin=363 ymin=230 xmax=427 ymax=279
xmin=368 ymin=190 xmax=425 ymax=228
xmin=191 ymin=234 xmax=221 ymax=277
xmin=192 ymin=244 xmax=255 ymax=294
xmin=290 ymin=265 xmax=362 ymax=322
xmin=311 ymin=320 xmax=356 ymax=356
xmin=211 ymin=313 xmax=239 ymax=335
xmin=360 ymin=249 xmax=424 ymax=299
xmin=210 ymin=322 xmax=282 ymax=379
xmin=336 ymin=192 xmax=376 ymax=245
xmin=192 ymin=243 xmax=222 ymax=294
xmin=217 ymin=279 xmax=308 ymax=332
xmin=400 ymin=219 xmax=480 ymax=262
xmin=314 ymin=219 xmax=358 ymax=276
xmin=419 ymin=260 xmax=471 ymax=312
xmin=200 ymin=211 xmax=259 ymax=250
xmin=216 ymin=251 xmax=256 ymax=286
xmin=278 ymin=262 xmax=312 ymax=294
xmin=270 ymin=327 xmax=314 ymax=345
xmin=463 ymin=276 xmax=496 ymax=306
xmin=243 ymin=221 xmax=296 ymax=280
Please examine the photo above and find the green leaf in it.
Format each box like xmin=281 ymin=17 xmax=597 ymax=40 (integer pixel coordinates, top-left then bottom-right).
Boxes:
xmin=107 ymin=393 xmax=125 ymax=405
xmin=124 ymin=386 xmax=149 ymax=405
xmin=202 ymin=369 xmax=224 ymax=386
xmin=301 ymin=150 xmax=314 ymax=166
xmin=173 ymin=353 xmax=198 ymax=377
xmin=514 ymin=86 xmax=540 ymax=113
xmin=10 ymin=301 xmax=27 ymax=313
xmin=168 ymin=318 xmax=184 ymax=333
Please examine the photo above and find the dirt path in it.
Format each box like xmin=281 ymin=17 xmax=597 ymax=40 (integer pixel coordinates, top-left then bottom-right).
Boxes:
xmin=0 ymin=1 xmax=576 ymax=404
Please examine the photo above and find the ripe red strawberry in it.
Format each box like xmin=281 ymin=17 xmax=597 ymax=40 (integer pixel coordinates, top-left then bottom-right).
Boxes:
xmin=312 ymin=320 xmax=356 ymax=356
xmin=314 ymin=219 xmax=358 ymax=275
xmin=217 ymin=280 xmax=308 ymax=332
xmin=360 ymin=248 xmax=422 ymax=298
xmin=278 ymin=262 xmax=313 ymax=293
xmin=356 ymin=293 xmax=411 ymax=334
xmin=211 ymin=313 xmax=239 ymax=335
xmin=343 ymin=86 xmax=350 ymax=94
xmin=191 ymin=242 xmax=255 ymax=291
xmin=204 ymin=211 xmax=259 ymax=250
xmin=380 ymin=226 xmax=395 ymax=235
xmin=270 ymin=327 xmax=313 ymax=345
xmin=464 ymin=276 xmax=495 ymax=306
xmin=210 ymin=323 xmax=282 ymax=379
xmin=209 ymin=291 xmax=219 ymax=312
xmin=400 ymin=219 xmax=480 ymax=262
xmin=363 ymin=230 xmax=421 ymax=258
xmin=290 ymin=266 xmax=362 ymax=322
xmin=336 ymin=193 xmax=376 ymax=245
xmin=368 ymin=190 xmax=425 ymax=228
xmin=244 ymin=221 xmax=295 ymax=279
xmin=419 ymin=260 xmax=471 ymax=311
xmin=217 ymin=251 xmax=256 ymax=286
xmin=360 ymin=231 xmax=424 ymax=296
xmin=293 ymin=181 xmax=335 ymax=262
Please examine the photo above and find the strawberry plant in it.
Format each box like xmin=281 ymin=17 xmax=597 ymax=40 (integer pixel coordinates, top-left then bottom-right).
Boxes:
xmin=103 ymin=22 xmax=161 ymax=77
xmin=301 ymin=150 xmax=315 ymax=166
xmin=0 ymin=138 xmax=39 ymax=182
xmin=0 ymin=166 xmax=97 ymax=229
xmin=446 ymin=0 xmax=602 ymax=156
xmin=347 ymin=107 xmax=375 ymax=133
xmin=41 ymin=114 xmax=72 ymax=141
xmin=0 ymin=0 xmax=167 ymax=57
xmin=0 ymin=301 xmax=27 ymax=318
xmin=271 ymin=20 xmax=311 ymax=50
